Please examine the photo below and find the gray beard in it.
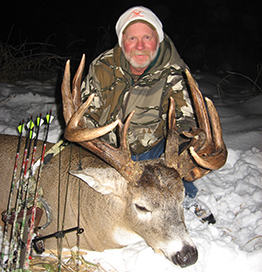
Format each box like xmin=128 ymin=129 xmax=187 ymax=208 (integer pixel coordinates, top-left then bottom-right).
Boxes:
xmin=122 ymin=44 xmax=159 ymax=69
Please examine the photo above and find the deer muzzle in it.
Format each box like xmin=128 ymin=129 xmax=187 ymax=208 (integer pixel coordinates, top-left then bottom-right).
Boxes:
xmin=172 ymin=244 xmax=198 ymax=268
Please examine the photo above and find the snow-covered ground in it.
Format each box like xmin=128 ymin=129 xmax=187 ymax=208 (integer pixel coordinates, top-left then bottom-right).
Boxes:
xmin=0 ymin=69 xmax=261 ymax=271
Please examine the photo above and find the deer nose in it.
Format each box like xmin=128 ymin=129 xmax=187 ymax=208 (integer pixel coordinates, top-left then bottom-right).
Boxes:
xmin=172 ymin=245 xmax=198 ymax=267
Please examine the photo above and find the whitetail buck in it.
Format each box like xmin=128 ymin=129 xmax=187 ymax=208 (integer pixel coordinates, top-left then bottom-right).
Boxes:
xmin=0 ymin=55 xmax=227 ymax=268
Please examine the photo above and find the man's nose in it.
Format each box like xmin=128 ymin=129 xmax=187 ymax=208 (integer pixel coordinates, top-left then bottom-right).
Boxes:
xmin=135 ymin=39 xmax=145 ymax=50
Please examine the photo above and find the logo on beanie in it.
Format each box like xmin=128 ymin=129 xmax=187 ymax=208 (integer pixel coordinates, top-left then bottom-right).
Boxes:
xmin=130 ymin=9 xmax=144 ymax=19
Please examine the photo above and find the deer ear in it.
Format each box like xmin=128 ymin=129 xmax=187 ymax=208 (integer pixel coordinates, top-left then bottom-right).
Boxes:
xmin=70 ymin=167 xmax=127 ymax=195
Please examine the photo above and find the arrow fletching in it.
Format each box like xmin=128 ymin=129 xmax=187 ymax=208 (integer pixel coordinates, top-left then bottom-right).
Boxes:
xmin=17 ymin=123 xmax=25 ymax=134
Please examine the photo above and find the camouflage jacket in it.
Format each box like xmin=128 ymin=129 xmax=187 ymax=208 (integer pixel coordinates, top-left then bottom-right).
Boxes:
xmin=81 ymin=35 xmax=196 ymax=155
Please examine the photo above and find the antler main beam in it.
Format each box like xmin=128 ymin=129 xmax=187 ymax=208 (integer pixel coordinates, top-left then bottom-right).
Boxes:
xmin=184 ymin=69 xmax=227 ymax=170
xmin=164 ymin=69 xmax=227 ymax=181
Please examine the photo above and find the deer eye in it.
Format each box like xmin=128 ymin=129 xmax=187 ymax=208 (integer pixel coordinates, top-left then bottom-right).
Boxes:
xmin=135 ymin=204 xmax=150 ymax=212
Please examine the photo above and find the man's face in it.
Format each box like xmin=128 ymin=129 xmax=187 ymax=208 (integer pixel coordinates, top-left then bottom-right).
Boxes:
xmin=122 ymin=22 xmax=159 ymax=75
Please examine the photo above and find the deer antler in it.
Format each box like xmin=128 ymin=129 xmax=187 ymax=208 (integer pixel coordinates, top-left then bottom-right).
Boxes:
xmin=165 ymin=69 xmax=227 ymax=181
xmin=61 ymin=55 xmax=143 ymax=182
xmin=62 ymin=55 xmax=227 ymax=184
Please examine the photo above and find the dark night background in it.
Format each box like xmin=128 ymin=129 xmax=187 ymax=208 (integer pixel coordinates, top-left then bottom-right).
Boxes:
xmin=1 ymin=0 xmax=261 ymax=77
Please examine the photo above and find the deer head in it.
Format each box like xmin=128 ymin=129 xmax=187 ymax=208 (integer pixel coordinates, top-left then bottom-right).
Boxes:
xmin=61 ymin=54 xmax=227 ymax=267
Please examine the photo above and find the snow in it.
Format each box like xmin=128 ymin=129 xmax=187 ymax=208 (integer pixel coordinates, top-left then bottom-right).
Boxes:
xmin=0 ymin=70 xmax=262 ymax=271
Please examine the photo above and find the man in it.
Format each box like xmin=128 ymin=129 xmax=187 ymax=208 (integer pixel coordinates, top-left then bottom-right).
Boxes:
xmin=81 ymin=6 xmax=215 ymax=223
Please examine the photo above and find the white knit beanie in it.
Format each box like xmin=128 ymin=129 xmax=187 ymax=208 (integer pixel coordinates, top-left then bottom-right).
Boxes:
xmin=115 ymin=6 xmax=164 ymax=46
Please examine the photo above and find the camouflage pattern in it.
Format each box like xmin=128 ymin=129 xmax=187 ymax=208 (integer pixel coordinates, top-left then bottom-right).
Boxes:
xmin=81 ymin=35 xmax=196 ymax=155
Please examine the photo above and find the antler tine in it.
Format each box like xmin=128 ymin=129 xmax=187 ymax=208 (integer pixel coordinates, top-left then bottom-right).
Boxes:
xmin=61 ymin=60 xmax=75 ymax=125
xmin=64 ymin=94 xmax=120 ymax=142
xmin=205 ymin=97 xmax=225 ymax=150
xmin=184 ymin=69 xmax=212 ymax=143
xmin=165 ymin=97 xmax=179 ymax=168
xmin=72 ymin=54 xmax=85 ymax=111
xmin=121 ymin=110 xmax=135 ymax=150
